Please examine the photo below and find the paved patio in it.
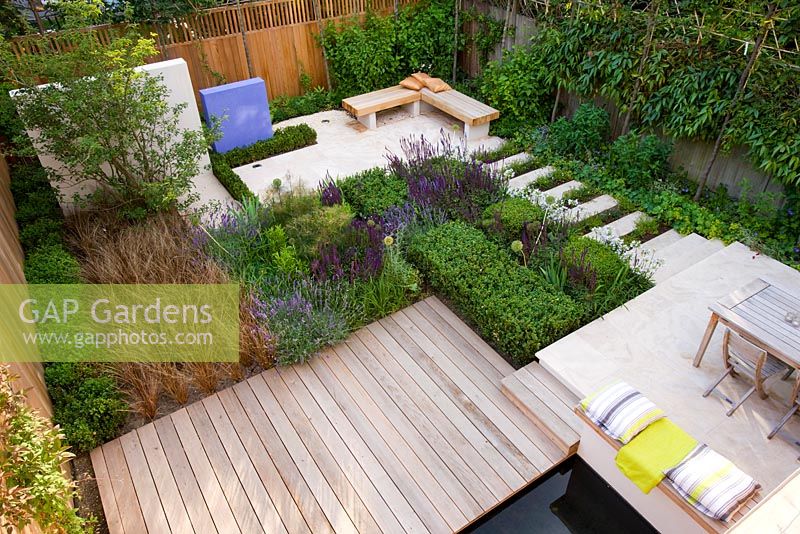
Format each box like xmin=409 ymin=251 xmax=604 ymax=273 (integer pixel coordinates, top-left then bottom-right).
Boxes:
xmin=234 ymin=109 xmax=504 ymax=197
xmin=91 ymin=297 xmax=568 ymax=534
xmin=536 ymin=241 xmax=800 ymax=494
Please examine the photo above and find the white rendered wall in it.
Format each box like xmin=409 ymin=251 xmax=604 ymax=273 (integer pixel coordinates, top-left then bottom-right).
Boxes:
xmin=12 ymin=58 xmax=230 ymax=212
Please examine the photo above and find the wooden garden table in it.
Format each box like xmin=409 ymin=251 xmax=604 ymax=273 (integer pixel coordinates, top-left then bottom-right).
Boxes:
xmin=693 ymin=278 xmax=800 ymax=368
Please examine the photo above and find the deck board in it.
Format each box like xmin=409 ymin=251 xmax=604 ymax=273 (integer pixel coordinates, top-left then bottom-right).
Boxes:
xmin=91 ymin=297 xmax=571 ymax=533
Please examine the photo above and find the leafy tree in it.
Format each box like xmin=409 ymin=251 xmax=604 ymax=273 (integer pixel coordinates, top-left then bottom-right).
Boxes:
xmin=0 ymin=0 xmax=30 ymax=38
xmin=5 ymin=32 xmax=209 ymax=219
xmin=125 ymin=0 xmax=216 ymax=22
xmin=0 ymin=365 xmax=89 ymax=533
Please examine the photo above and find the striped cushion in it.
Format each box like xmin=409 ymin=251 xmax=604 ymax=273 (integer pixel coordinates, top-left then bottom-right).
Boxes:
xmin=580 ymin=382 xmax=665 ymax=444
xmin=665 ymin=444 xmax=759 ymax=522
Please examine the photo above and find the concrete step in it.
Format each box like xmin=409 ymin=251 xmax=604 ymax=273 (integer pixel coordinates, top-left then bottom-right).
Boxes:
xmin=652 ymin=233 xmax=726 ymax=284
xmin=586 ymin=211 xmax=648 ymax=240
xmin=487 ymin=152 xmax=529 ymax=173
xmin=570 ymin=194 xmax=619 ymax=222
xmin=501 ymin=362 xmax=581 ymax=456
xmin=542 ymin=180 xmax=583 ymax=202
xmin=494 ymin=152 xmax=530 ymax=170
xmin=638 ymin=228 xmax=683 ymax=253
xmin=508 ymin=166 xmax=555 ymax=192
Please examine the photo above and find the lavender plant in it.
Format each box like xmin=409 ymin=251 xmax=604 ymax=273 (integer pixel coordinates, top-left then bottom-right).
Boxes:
xmin=319 ymin=176 xmax=343 ymax=206
xmin=387 ymin=134 xmax=507 ymax=223
xmin=255 ymin=275 xmax=356 ymax=365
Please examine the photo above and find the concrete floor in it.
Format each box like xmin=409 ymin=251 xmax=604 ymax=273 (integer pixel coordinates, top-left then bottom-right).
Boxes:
xmin=538 ymin=242 xmax=800 ymax=494
xmin=234 ymin=108 xmax=505 ymax=197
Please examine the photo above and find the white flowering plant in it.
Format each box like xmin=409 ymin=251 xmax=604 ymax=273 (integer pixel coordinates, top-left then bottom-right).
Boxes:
xmin=588 ymin=225 xmax=663 ymax=280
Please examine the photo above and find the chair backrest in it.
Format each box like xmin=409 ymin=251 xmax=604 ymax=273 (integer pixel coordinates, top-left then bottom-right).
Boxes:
xmin=723 ymin=328 xmax=767 ymax=369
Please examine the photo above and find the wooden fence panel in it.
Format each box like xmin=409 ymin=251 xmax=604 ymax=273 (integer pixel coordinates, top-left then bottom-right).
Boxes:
xmin=292 ymin=23 xmax=328 ymax=88
xmin=248 ymin=27 xmax=303 ymax=97
xmin=0 ymin=155 xmax=52 ymax=419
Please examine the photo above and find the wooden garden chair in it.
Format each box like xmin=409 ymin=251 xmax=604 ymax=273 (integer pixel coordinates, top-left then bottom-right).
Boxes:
xmin=703 ymin=328 xmax=791 ymax=416
xmin=768 ymin=373 xmax=800 ymax=439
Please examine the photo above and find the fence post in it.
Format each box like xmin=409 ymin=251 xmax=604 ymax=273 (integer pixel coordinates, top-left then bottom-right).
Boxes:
xmin=313 ymin=0 xmax=332 ymax=90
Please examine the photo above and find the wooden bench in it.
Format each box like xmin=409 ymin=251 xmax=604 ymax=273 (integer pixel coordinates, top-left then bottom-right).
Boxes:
xmin=341 ymin=85 xmax=421 ymax=129
xmin=576 ymin=409 xmax=761 ymax=532
xmin=420 ymin=88 xmax=499 ymax=140
xmin=341 ymin=85 xmax=500 ymax=140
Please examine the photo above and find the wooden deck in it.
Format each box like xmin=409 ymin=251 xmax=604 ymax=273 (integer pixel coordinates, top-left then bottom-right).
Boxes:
xmin=91 ymin=297 xmax=570 ymax=533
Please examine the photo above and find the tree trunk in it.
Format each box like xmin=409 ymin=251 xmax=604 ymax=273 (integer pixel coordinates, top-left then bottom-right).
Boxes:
xmin=621 ymin=0 xmax=659 ymax=136
xmin=313 ymin=0 xmax=332 ymax=90
xmin=693 ymin=3 xmax=777 ymax=201
xmin=452 ymin=0 xmax=459 ymax=84
xmin=551 ymin=86 xmax=561 ymax=122
xmin=235 ymin=0 xmax=254 ymax=79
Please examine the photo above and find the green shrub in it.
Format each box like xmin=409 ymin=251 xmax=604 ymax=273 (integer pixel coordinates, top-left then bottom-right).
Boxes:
xmin=320 ymin=0 xmax=459 ymax=96
xmin=0 ymin=82 xmax=25 ymax=141
xmin=607 ymin=133 xmax=672 ymax=190
xmin=548 ymin=103 xmax=610 ymax=159
xmin=271 ymin=87 xmax=337 ymax=123
xmin=561 ymin=235 xmax=652 ymax=317
xmin=321 ymin=11 xmax=399 ymax=96
xmin=0 ymin=366 xmax=89 ymax=533
xmin=221 ymin=124 xmax=317 ymax=168
xmin=14 ymin=190 xmax=61 ymax=226
xmin=18 ymin=218 xmax=64 ymax=251
xmin=9 ymin=163 xmax=50 ymax=199
xmin=563 ymin=235 xmax=629 ymax=287
xmin=408 ymin=222 xmax=582 ymax=366
xmin=338 ymin=167 xmax=409 ymax=217
xmin=479 ymin=46 xmax=552 ymax=138
xmin=24 ymin=244 xmax=81 ymax=284
xmin=285 ymin=203 xmax=353 ymax=260
xmin=209 ymin=152 xmax=253 ymax=202
xmin=45 ymin=363 xmax=127 ymax=453
xmin=481 ymin=197 xmax=544 ymax=242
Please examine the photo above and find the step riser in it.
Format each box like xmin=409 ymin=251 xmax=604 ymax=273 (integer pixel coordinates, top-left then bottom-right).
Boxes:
xmin=508 ymin=166 xmax=555 ymax=192
xmin=587 ymin=212 xmax=648 ymax=240
xmin=652 ymin=234 xmax=725 ymax=284
xmin=501 ymin=382 xmax=576 ymax=455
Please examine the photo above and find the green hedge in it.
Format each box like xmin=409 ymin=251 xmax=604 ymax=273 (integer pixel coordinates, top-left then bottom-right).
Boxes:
xmin=45 ymin=363 xmax=128 ymax=453
xmin=563 ymin=236 xmax=630 ymax=286
xmin=8 ymin=162 xmax=80 ymax=283
xmin=338 ymin=167 xmax=408 ymax=217
xmin=23 ymin=244 xmax=81 ymax=284
xmin=408 ymin=222 xmax=582 ymax=366
xmin=222 ymin=124 xmax=317 ymax=168
xmin=482 ymin=197 xmax=544 ymax=242
xmin=9 ymin=161 xmax=127 ymax=454
xmin=210 ymin=124 xmax=317 ymax=201
xmin=209 ymin=152 xmax=253 ymax=202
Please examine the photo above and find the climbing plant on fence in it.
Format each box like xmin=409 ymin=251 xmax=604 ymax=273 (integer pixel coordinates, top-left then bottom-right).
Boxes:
xmin=478 ymin=0 xmax=800 ymax=188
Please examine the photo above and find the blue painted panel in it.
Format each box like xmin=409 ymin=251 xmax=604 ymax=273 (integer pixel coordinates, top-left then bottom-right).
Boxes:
xmin=200 ymin=77 xmax=273 ymax=154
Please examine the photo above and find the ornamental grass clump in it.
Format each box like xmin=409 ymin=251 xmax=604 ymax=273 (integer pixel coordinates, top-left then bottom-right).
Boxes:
xmin=388 ymin=135 xmax=506 ymax=223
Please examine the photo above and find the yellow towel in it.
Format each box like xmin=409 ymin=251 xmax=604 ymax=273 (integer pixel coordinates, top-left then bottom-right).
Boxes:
xmin=615 ymin=418 xmax=698 ymax=494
